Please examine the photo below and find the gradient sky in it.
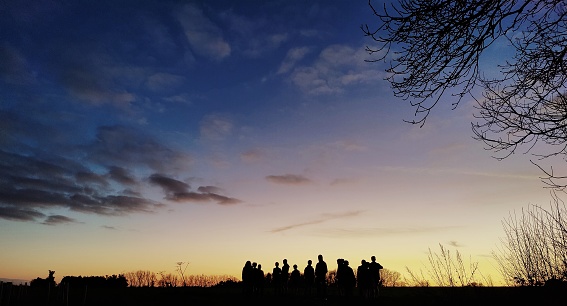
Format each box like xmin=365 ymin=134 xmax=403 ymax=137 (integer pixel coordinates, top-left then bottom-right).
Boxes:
xmin=0 ymin=0 xmax=556 ymax=285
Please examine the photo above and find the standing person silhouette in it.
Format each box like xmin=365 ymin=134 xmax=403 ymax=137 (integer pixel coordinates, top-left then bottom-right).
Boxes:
xmin=272 ymin=262 xmax=282 ymax=296
xmin=242 ymin=261 xmax=253 ymax=296
xmin=303 ymin=259 xmax=315 ymax=296
xmin=336 ymin=258 xmax=345 ymax=297
xmin=368 ymin=255 xmax=383 ymax=298
xmin=342 ymin=260 xmax=356 ymax=297
xmin=315 ymin=254 xmax=328 ymax=298
xmin=255 ymin=264 xmax=264 ymax=296
xmin=357 ymin=259 xmax=371 ymax=299
xmin=289 ymin=264 xmax=301 ymax=295
xmin=281 ymin=258 xmax=290 ymax=295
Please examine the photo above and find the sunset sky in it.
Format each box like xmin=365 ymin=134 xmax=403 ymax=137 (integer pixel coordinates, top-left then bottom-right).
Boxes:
xmin=0 ymin=0 xmax=557 ymax=285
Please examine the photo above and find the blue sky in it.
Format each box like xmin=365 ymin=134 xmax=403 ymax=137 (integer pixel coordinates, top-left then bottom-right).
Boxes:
xmin=0 ymin=0 xmax=555 ymax=284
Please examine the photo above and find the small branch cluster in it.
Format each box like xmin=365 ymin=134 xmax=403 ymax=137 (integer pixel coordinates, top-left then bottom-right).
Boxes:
xmin=493 ymin=191 xmax=567 ymax=285
xmin=404 ymin=244 xmax=488 ymax=287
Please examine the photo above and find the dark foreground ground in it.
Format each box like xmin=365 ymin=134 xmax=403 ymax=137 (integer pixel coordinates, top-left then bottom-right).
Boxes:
xmin=2 ymin=285 xmax=565 ymax=306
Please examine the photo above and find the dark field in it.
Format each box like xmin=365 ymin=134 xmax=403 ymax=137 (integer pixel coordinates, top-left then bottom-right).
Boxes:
xmin=2 ymin=285 xmax=564 ymax=306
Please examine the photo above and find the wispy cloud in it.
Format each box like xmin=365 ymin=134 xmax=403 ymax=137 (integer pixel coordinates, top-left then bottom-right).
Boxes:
xmin=329 ymin=178 xmax=359 ymax=186
xmin=220 ymin=8 xmax=288 ymax=58
xmin=200 ymin=114 xmax=233 ymax=141
xmin=311 ymin=225 xmax=463 ymax=238
xmin=149 ymin=174 xmax=241 ymax=205
xmin=42 ymin=215 xmax=79 ymax=226
xmin=278 ymin=47 xmax=311 ymax=74
xmin=271 ymin=211 xmax=363 ymax=233
xmin=177 ymin=4 xmax=231 ymax=61
xmin=266 ymin=174 xmax=311 ymax=185
xmin=285 ymin=44 xmax=384 ymax=95
xmin=240 ymin=148 xmax=266 ymax=163
xmin=379 ymin=165 xmax=537 ymax=180
xmin=146 ymin=72 xmax=186 ymax=92
xmin=448 ymin=240 xmax=464 ymax=247
xmin=0 ymin=207 xmax=45 ymax=222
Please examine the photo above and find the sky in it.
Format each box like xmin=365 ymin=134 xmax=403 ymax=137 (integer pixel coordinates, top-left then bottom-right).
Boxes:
xmin=0 ymin=0 xmax=558 ymax=285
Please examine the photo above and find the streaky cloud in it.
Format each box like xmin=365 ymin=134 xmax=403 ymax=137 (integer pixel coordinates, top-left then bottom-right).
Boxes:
xmin=311 ymin=225 xmax=463 ymax=238
xmin=271 ymin=210 xmax=363 ymax=233
xmin=149 ymin=174 xmax=190 ymax=194
xmin=197 ymin=186 xmax=222 ymax=194
xmin=149 ymin=174 xmax=241 ymax=205
xmin=88 ymin=125 xmax=193 ymax=174
xmin=266 ymin=174 xmax=311 ymax=185
xmin=166 ymin=191 xmax=241 ymax=205
xmin=177 ymin=3 xmax=231 ymax=61
xmin=0 ymin=206 xmax=45 ymax=222
xmin=448 ymin=240 xmax=464 ymax=247
xmin=42 ymin=215 xmax=78 ymax=226
xmin=107 ymin=166 xmax=137 ymax=186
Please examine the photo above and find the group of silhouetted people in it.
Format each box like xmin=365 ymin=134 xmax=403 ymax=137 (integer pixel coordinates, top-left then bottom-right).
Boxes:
xmin=241 ymin=254 xmax=382 ymax=300
xmin=337 ymin=256 xmax=383 ymax=299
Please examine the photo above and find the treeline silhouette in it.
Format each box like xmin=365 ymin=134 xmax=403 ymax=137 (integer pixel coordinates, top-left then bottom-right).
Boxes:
xmin=123 ymin=270 xmax=238 ymax=288
xmin=0 ymin=270 xmax=239 ymax=306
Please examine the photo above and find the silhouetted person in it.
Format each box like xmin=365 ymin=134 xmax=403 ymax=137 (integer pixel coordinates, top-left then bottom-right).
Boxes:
xmin=251 ymin=262 xmax=258 ymax=295
xmin=357 ymin=260 xmax=371 ymax=299
xmin=315 ymin=254 xmax=328 ymax=298
xmin=342 ymin=260 xmax=356 ymax=297
xmin=281 ymin=258 xmax=290 ymax=295
xmin=254 ymin=263 xmax=264 ymax=296
xmin=336 ymin=258 xmax=345 ymax=296
xmin=303 ymin=259 xmax=315 ymax=296
xmin=272 ymin=262 xmax=282 ymax=296
xmin=242 ymin=261 xmax=253 ymax=296
xmin=289 ymin=264 xmax=301 ymax=295
xmin=369 ymin=255 xmax=383 ymax=298
xmin=265 ymin=272 xmax=272 ymax=288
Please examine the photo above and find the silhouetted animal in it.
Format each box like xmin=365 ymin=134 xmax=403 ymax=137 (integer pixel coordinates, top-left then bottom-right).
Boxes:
xmin=30 ymin=270 xmax=56 ymax=289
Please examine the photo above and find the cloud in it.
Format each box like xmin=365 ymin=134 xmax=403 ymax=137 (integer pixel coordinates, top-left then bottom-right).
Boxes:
xmin=200 ymin=114 xmax=233 ymax=141
xmin=311 ymin=226 xmax=463 ymax=238
xmin=177 ymin=4 xmax=231 ymax=61
xmin=197 ymin=186 xmax=222 ymax=194
xmin=68 ymin=194 xmax=162 ymax=216
xmin=266 ymin=174 xmax=311 ymax=185
xmin=163 ymin=94 xmax=192 ymax=105
xmin=88 ymin=125 xmax=193 ymax=174
xmin=0 ymin=116 xmax=203 ymax=223
xmin=285 ymin=44 xmax=384 ymax=95
xmin=329 ymin=178 xmax=359 ymax=186
xmin=240 ymin=148 xmax=265 ymax=163
xmin=65 ymin=77 xmax=135 ymax=108
xmin=278 ymin=47 xmax=311 ymax=74
xmin=145 ymin=73 xmax=186 ymax=91
xmin=149 ymin=174 xmax=241 ymax=205
xmin=0 ymin=206 xmax=45 ymax=222
xmin=166 ymin=192 xmax=240 ymax=205
xmin=219 ymin=9 xmax=288 ymax=58
xmin=448 ymin=240 xmax=464 ymax=247
xmin=149 ymin=174 xmax=191 ymax=194
xmin=42 ymin=215 xmax=78 ymax=226
xmin=107 ymin=166 xmax=137 ymax=186
xmin=271 ymin=211 xmax=363 ymax=233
